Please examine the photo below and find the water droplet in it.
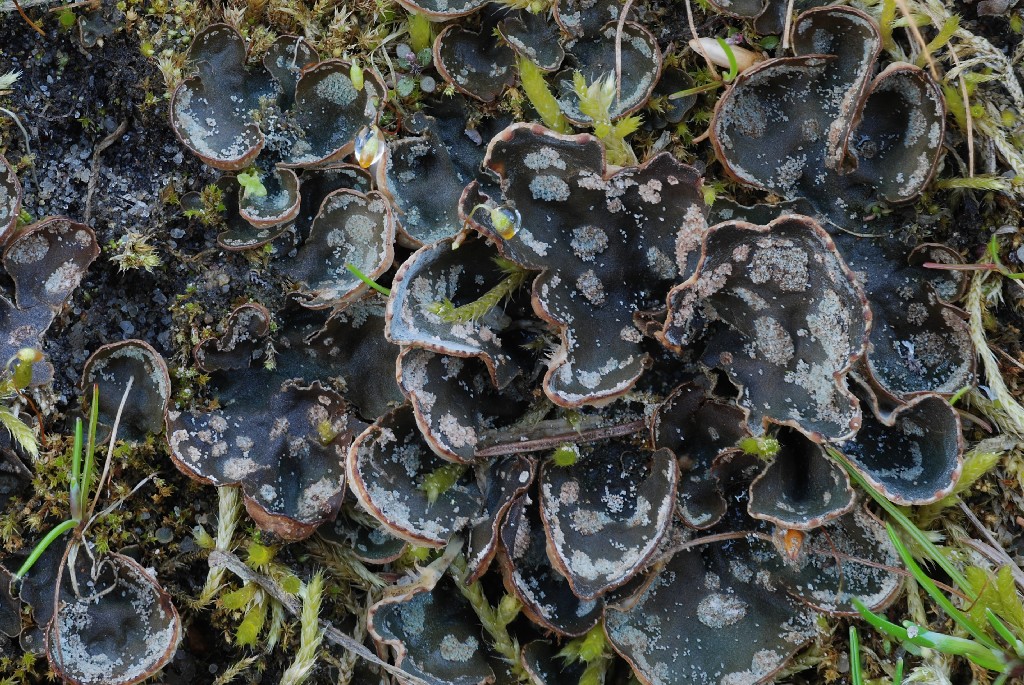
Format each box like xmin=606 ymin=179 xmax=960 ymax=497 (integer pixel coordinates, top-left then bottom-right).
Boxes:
xmin=354 ymin=125 xmax=386 ymax=169
xmin=493 ymin=206 xmax=521 ymax=240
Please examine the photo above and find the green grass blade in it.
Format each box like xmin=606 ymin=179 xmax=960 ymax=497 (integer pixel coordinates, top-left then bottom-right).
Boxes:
xmin=715 ymin=38 xmax=739 ymax=81
xmin=668 ymin=81 xmax=723 ymax=99
xmin=885 ymin=523 xmax=998 ymax=649
xmin=893 ymin=657 xmax=903 ymax=685
xmin=854 ymin=597 xmax=923 ymax=659
xmin=71 ymin=417 xmax=82 ymax=491
xmin=80 ymin=384 xmax=100 ymax=509
xmin=69 ymin=416 xmax=84 ymax=521
xmin=15 ymin=519 xmax=76 ymax=579
xmin=850 ymin=626 xmax=864 ymax=685
xmin=345 ymin=263 xmax=391 ymax=296
xmin=986 ymin=609 xmax=1024 ymax=658
xmin=915 ymin=629 xmax=1006 ymax=671
xmin=827 ymin=446 xmax=974 ymax=594
xmin=854 ymin=599 xmax=1005 ymax=671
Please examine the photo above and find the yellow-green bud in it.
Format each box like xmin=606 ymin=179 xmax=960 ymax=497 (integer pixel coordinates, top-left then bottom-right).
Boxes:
xmin=350 ymin=59 xmax=365 ymax=91
xmin=12 ymin=348 xmax=41 ymax=390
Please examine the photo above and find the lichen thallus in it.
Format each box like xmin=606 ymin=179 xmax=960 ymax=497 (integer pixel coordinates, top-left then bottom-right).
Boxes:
xmin=346 ymin=201 xmax=527 ymax=317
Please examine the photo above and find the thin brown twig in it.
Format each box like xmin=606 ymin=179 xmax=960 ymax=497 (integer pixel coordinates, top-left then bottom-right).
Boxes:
xmin=894 ymin=0 xmax=939 ymax=80
xmin=50 ymin=537 xmax=74 ymax=676
xmin=992 ymin=343 xmax=1024 ymax=372
xmin=209 ymin=550 xmax=432 ymax=685
xmin=613 ymin=0 xmax=636 ymax=106
xmin=948 ymin=49 xmax=975 ymax=178
xmin=662 ymin=530 xmax=758 ymax=554
xmin=960 ymin=572 xmax=993 ymax=613
xmin=959 ymin=537 xmax=1024 ymax=591
xmin=84 ymin=119 xmax=128 ymax=226
xmin=15 ymin=390 xmax=49 ymax=448
xmin=956 ymin=406 xmax=993 ymax=433
xmin=11 ymin=0 xmax=45 ymax=37
xmin=46 ymin=0 xmax=96 ymax=11
xmin=0 ymin=0 xmax=67 ymax=9
xmin=0 ymin=107 xmax=33 ymax=160
xmin=474 ymin=418 xmax=645 ymax=457
xmin=781 ymin=0 xmax=796 ymax=51
xmin=0 ymin=106 xmax=39 ymax=190
xmin=957 ymin=501 xmax=1024 ymax=588
xmin=821 ymin=527 xmax=846 ymax=600
xmin=684 ymin=0 xmax=718 ymax=78
xmin=86 ymin=473 xmax=157 ymax=530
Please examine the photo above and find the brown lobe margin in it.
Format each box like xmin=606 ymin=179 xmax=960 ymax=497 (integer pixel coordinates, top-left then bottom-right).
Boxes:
xmin=659 ymin=214 xmax=873 ymax=444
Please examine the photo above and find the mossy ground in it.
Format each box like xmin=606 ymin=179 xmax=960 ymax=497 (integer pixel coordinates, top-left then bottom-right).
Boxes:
xmin=1 ymin=0 xmax=1024 ymax=683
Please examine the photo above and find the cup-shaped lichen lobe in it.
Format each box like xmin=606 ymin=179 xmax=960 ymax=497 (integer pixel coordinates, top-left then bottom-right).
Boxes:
xmin=747 ymin=427 xmax=855 ymax=529
xmin=382 ymin=100 xmax=509 ymax=246
xmin=386 ymin=236 xmax=523 ymax=388
xmin=368 ymin=580 xmax=495 ymax=685
xmin=606 ymin=507 xmax=899 ymax=685
xmin=837 ymin=391 xmax=964 ymax=505
xmin=82 ymin=340 xmax=171 ymax=442
xmin=398 ymin=348 xmax=533 ymax=463
xmin=282 ymin=60 xmax=384 ymax=167
xmin=499 ymin=493 xmax=606 ymax=636
xmin=539 ymin=442 xmax=677 ymax=600
xmin=167 ymin=305 xmax=363 ymax=540
xmin=171 ymin=24 xmax=384 ymax=174
xmin=606 ymin=540 xmax=820 ymax=685
xmin=1 ymin=218 xmax=99 ymax=386
xmin=0 ymin=155 xmax=22 ymax=243
xmin=464 ymin=454 xmax=535 ymax=583
xmin=347 ymin=405 xmax=483 ymax=547
xmin=168 ymin=380 xmax=358 ymax=540
xmin=434 ymin=15 xmax=517 ymax=103
xmin=652 ymin=380 xmax=749 ymax=530
xmin=711 ymin=7 xmax=944 ymax=230
xmin=836 ymin=235 xmax=975 ymax=403
xmin=664 ymin=215 xmax=870 ymax=442
xmin=287 ymin=189 xmax=395 ymax=309
xmin=47 ymin=554 xmax=181 ymax=685
xmin=170 ymin=24 xmax=277 ymax=170
xmin=471 ymin=123 xmax=707 ymax=407
xmin=497 ymin=11 xmax=566 ymax=72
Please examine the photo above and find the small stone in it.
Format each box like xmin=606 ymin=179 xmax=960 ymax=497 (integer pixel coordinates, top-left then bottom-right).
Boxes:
xmin=978 ymin=0 xmax=1009 ymax=14
xmin=156 ymin=527 xmax=174 ymax=544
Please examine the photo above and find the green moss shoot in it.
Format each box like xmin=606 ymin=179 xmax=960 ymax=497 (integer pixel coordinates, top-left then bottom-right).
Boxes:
xmin=518 ymin=57 xmax=571 ymax=134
